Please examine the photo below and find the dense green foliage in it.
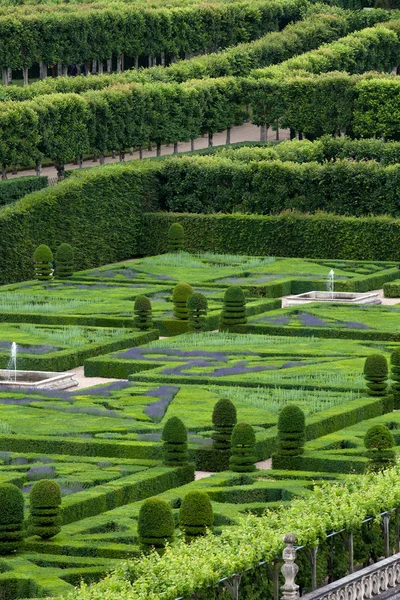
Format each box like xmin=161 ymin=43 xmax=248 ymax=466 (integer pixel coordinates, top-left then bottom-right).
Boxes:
xmin=168 ymin=223 xmax=184 ymax=253
xmin=33 ymin=244 xmax=53 ymax=281
xmin=211 ymin=398 xmax=237 ymax=471
xmin=187 ymin=292 xmax=208 ymax=333
xmin=55 ymin=243 xmax=74 ymax=278
xmin=0 ymin=484 xmax=24 ymax=555
xmin=364 ymin=424 xmax=395 ymax=471
xmin=391 ymin=349 xmax=400 ymax=409
xmin=162 ymin=417 xmax=189 ymax=467
xmin=179 ymin=491 xmax=214 ymax=542
xmin=0 ymin=176 xmax=47 ymax=207
xmin=29 ymin=480 xmax=62 ymax=540
xmin=363 ymin=354 xmax=388 ymax=396
xmin=229 ymin=422 xmax=257 ymax=472
xmin=138 ymin=497 xmax=175 ymax=550
xmin=220 ymin=286 xmax=247 ymax=332
xmin=273 ymin=405 xmax=305 ymax=470
xmin=172 ymin=282 xmax=194 ymax=319
xmin=133 ymin=296 xmax=153 ymax=331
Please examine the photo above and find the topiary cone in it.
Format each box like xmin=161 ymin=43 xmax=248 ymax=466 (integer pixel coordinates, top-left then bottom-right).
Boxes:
xmin=134 ymin=295 xmax=153 ymax=330
xmin=219 ymin=286 xmax=247 ymax=332
xmin=55 ymin=243 xmax=74 ymax=278
xmin=172 ymin=283 xmax=193 ymax=320
xmin=168 ymin=223 xmax=184 ymax=253
xmin=162 ymin=417 xmax=188 ymax=466
xmin=363 ymin=354 xmax=388 ymax=397
xmin=229 ymin=422 xmax=257 ymax=473
xmin=33 ymin=244 xmax=54 ymax=281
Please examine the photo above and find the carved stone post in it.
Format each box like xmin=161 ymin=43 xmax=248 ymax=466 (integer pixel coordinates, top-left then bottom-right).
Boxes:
xmin=281 ymin=533 xmax=299 ymax=600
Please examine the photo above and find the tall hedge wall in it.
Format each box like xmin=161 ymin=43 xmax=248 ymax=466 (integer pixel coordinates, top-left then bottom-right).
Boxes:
xmin=0 ymin=176 xmax=47 ymax=207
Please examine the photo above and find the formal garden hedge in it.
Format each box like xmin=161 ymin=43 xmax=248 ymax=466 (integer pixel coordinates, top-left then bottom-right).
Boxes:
xmin=0 ymin=176 xmax=47 ymax=206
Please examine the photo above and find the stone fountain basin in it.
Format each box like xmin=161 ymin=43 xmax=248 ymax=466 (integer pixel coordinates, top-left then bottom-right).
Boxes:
xmin=285 ymin=291 xmax=381 ymax=306
xmin=0 ymin=370 xmax=78 ymax=390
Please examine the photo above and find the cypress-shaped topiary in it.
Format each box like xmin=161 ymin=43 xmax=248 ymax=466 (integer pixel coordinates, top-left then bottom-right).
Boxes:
xmin=168 ymin=223 xmax=184 ymax=252
xmin=138 ymin=497 xmax=175 ymax=550
xmin=364 ymin=424 xmax=395 ymax=472
xmin=33 ymin=244 xmax=53 ymax=281
xmin=391 ymin=349 xmax=400 ymax=409
xmin=162 ymin=417 xmax=188 ymax=467
xmin=172 ymin=282 xmax=193 ymax=320
xmin=272 ymin=404 xmax=305 ymax=470
xmin=29 ymin=480 xmax=62 ymax=539
xmin=364 ymin=354 xmax=388 ymax=397
xmin=219 ymin=286 xmax=247 ymax=332
xmin=55 ymin=243 xmax=74 ymax=278
xmin=211 ymin=398 xmax=237 ymax=471
xmin=187 ymin=293 xmax=208 ymax=333
xmin=133 ymin=295 xmax=153 ymax=331
xmin=0 ymin=483 xmax=24 ymax=554
xmin=229 ymin=423 xmax=257 ymax=473
xmin=179 ymin=491 xmax=214 ymax=542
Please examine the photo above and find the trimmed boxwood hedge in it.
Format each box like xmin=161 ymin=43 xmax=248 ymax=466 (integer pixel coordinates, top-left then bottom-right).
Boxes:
xmin=0 ymin=176 xmax=47 ymax=207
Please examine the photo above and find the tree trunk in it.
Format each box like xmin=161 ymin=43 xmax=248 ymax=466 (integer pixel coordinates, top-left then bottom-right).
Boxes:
xmin=112 ymin=150 xmax=116 ymax=158
xmin=139 ymin=146 xmax=143 ymax=159
xmin=63 ymin=65 xmax=68 ymax=76
xmin=134 ymin=57 xmax=139 ymax=70
xmin=57 ymin=63 xmax=62 ymax=77
xmin=98 ymin=61 xmax=103 ymax=75
xmin=2 ymin=69 xmax=8 ymax=86
xmin=156 ymin=143 xmax=161 ymax=156
xmin=275 ymin=123 xmax=280 ymax=141
xmin=260 ymin=125 xmax=267 ymax=142
xmin=78 ymin=155 xmax=83 ymax=168
xmin=39 ymin=61 xmax=47 ymax=80
xmin=23 ymin=67 xmax=29 ymax=86
xmin=117 ymin=54 xmax=124 ymax=72
xmin=7 ymin=68 xmax=12 ymax=84
xmin=35 ymin=161 xmax=42 ymax=177
xmin=161 ymin=52 xmax=165 ymax=66
xmin=1 ymin=164 xmax=7 ymax=180
xmin=12 ymin=165 xmax=18 ymax=175
xmin=92 ymin=59 xmax=97 ymax=75
xmin=226 ymin=127 xmax=231 ymax=145
xmin=99 ymin=154 xmax=105 ymax=165
xmin=191 ymin=138 xmax=195 ymax=151
xmin=119 ymin=151 xmax=125 ymax=162
xmin=149 ymin=55 xmax=154 ymax=68
xmin=171 ymin=56 xmax=177 ymax=64
xmin=208 ymin=133 xmax=213 ymax=147
xmin=129 ymin=147 xmax=134 ymax=155
xmin=173 ymin=142 xmax=178 ymax=154
xmin=107 ymin=58 xmax=112 ymax=74
xmin=56 ymin=163 xmax=65 ymax=181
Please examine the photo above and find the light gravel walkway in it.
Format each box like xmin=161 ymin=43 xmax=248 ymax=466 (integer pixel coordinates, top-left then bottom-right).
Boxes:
xmin=72 ymin=366 xmax=122 ymax=390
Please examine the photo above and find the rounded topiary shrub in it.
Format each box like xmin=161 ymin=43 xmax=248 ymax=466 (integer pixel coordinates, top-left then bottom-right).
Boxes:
xmin=29 ymin=480 xmax=62 ymax=540
xmin=364 ymin=424 xmax=395 ymax=472
xmin=211 ymin=398 xmax=237 ymax=471
xmin=391 ymin=349 xmax=400 ymax=409
xmin=55 ymin=243 xmax=74 ymax=278
xmin=363 ymin=354 xmax=388 ymax=397
xmin=272 ymin=404 xmax=305 ymax=470
xmin=133 ymin=295 xmax=153 ymax=331
xmin=172 ymin=282 xmax=193 ymax=320
xmin=33 ymin=244 xmax=53 ymax=281
xmin=138 ymin=498 xmax=175 ymax=550
xmin=168 ymin=223 xmax=184 ymax=253
xmin=187 ymin=293 xmax=208 ymax=333
xmin=219 ymin=286 xmax=246 ymax=332
xmin=229 ymin=423 xmax=257 ymax=473
xmin=179 ymin=491 xmax=214 ymax=542
xmin=162 ymin=417 xmax=188 ymax=467
xmin=0 ymin=483 xmax=24 ymax=554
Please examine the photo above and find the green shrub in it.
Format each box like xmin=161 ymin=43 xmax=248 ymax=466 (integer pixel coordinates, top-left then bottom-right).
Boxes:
xmin=172 ymin=283 xmax=194 ymax=320
xmin=364 ymin=354 xmax=388 ymax=396
xmin=219 ymin=286 xmax=247 ymax=332
xmin=29 ymin=480 xmax=62 ymax=540
xmin=55 ymin=243 xmax=74 ymax=278
xmin=133 ymin=296 xmax=153 ymax=331
xmin=187 ymin=293 xmax=208 ymax=333
xmin=162 ymin=417 xmax=188 ymax=467
xmin=0 ymin=484 xmax=24 ymax=554
xmin=0 ymin=176 xmax=47 ymax=207
xmin=391 ymin=349 xmax=400 ymax=409
xmin=33 ymin=244 xmax=53 ymax=281
xmin=229 ymin=423 xmax=257 ymax=473
xmin=179 ymin=491 xmax=214 ymax=542
xmin=211 ymin=398 xmax=237 ymax=471
xmin=364 ymin=424 xmax=395 ymax=472
xmin=272 ymin=404 xmax=305 ymax=470
xmin=168 ymin=223 xmax=184 ymax=253
xmin=138 ymin=498 xmax=175 ymax=550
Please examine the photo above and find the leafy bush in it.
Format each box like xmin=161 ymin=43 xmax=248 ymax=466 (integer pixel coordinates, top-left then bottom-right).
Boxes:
xmin=272 ymin=404 xmax=305 ymax=470
xmin=0 ymin=176 xmax=47 ymax=207
xmin=0 ymin=483 xmax=24 ymax=554
xmin=29 ymin=480 xmax=62 ymax=540
xmin=211 ymin=398 xmax=237 ymax=471
xmin=162 ymin=417 xmax=188 ymax=467
xmin=168 ymin=223 xmax=184 ymax=253
xmin=138 ymin=497 xmax=175 ymax=550
xmin=179 ymin=491 xmax=214 ymax=542
xmin=33 ymin=244 xmax=53 ymax=281
xmin=187 ymin=293 xmax=208 ymax=333
xmin=229 ymin=423 xmax=257 ymax=473
xmin=220 ymin=286 xmax=247 ymax=332
xmin=55 ymin=243 xmax=74 ymax=278
xmin=364 ymin=354 xmax=388 ymax=396
xmin=364 ymin=424 xmax=395 ymax=472
xmin=134 ymin=296 xmax=153 ymax=331
xmin=172 ymin=283 xmax=194 ymax=320
xmin=391 ymin=349 xmax=400 ymax=409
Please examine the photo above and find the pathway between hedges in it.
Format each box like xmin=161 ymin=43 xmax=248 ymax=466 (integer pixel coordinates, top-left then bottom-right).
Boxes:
xmin=7 ymin=122 xmax=289 ymax=181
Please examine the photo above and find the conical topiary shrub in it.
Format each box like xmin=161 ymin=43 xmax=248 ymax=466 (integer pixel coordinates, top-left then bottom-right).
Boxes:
xmin=33 ymin=244 xmax=53 ymax=281
xmin=229 ymin=423 xmax=257 ymax=473
xmin=0 ymin=483 xmax=24 ymax=554
xmin=219 ymin=286 xmax=247 ymax=332
xmin=179 ymin=491 xmax=214 ymax=542
xmin=133 ymin=295 xmax=153 ymax=331
xmin=29 ymin=480 xmax=62 ymax=539
xmin=55 ymin=243 xmax=74 ymax=278
xmin=138 ymin=498 xmax=175 ymax=550
xmin=211 ymin=398 xmax=237 ymax=471
xmin=168 ymin=223 xmax=184 ymax=253
xmin=162 ymin=417 xmax=188 ymax=466
xmin=364 ymin=354 xmax=388 ymax=397
xmin=272 ymin=404 xmax=305 ymax=470
xmin=391 ymin=349 xmax=400 ymax=409
xmin=364 ymin=424 xmax=396 ymax=472
xmin=172 ymin=282 xmax=193 ymax=320
xmin=187 ymin=293 xmax=208 ymax=333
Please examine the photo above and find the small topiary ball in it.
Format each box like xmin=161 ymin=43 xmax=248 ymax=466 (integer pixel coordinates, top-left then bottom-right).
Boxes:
xmin=364 ymin=424 xmax=394 ymax=451
xmin=212 ymin=398 xmax=237 ymax=429
xmin=364 ymin=355 xmax=388 ymax=379
xmin=162 ymin=417 xmax=188 ymax=444
xmin=134 ymin=295 xmax=152 ymax=313
xmin=187 ymin=293 xmax=208 ymax=312
xmin=33 ymin=244 xmax=53 ymax=264
xmin=30 ymin=479 xmax=61 ymax=509
xmin=138 ymin=498 xmax=175 ymax=549
xmin=33 ymin=244 xmax=54 ymax=281
xmin=224 ymin=286 xmax=246 ymax=304
xmin=55 ymin=243 xmax=74 ymax=278
xmin=168 ymin=223 xmax=184 ymax=252
xmin=231 ymin=422 xmax=256 ymax=448
xmin=179 ymin=491 xmax=214 ymax=541
xmin=278 ymin=404 xmax=305 ymax=434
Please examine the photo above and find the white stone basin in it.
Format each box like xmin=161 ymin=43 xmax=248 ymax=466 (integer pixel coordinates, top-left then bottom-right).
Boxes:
xmin=284 ymin=291 xmax=381 ymax=306
xmin=0 ymin=370 xmax=78 ymax=389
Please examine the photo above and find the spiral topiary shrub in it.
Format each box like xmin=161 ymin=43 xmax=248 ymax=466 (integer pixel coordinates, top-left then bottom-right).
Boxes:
xmin=138 ymin=497 xmax=175 ymax=550
xmin=364 ymin=424 xmax=395 ymax=472
xmin=219 ymin=286 xmax=247 ymax=332
xmin=133 ymin=295 xmax=153 ymax=331
xmin=162 ymin=417 xmax=188 ymax=467
xmin=0 ymin=483 xmax=24 ymax=554
xmin=179 ymin=491 xmax=214 ymax=542
xmin=33 ymin=244 xmax=53 ymax=281
xmin=172 ymin=282 xmax=193 ymax=320
xmin=187 ymin=293 xmax=208 ymax=333
xmin=211 ymin=398 xmax=237 ymax=471
xmin=364 ymin=355 xmax=388 ymax=397
xmin=391 ymin=349 xmax=400 ymax=409
xmin=29 ymin=480 xmax=62 ymax=540
xmin=168 ymin=223 xmax=184 ymax=252
xmin=229 ymin=423 xmax=257 ymax=473
xmin=55 ymin=243 xmax=74 ymax=278
xmin=272 ymin=404 xmax=305 ymax=470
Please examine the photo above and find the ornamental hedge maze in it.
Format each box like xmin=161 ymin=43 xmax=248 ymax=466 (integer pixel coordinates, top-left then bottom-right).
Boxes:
xmin=5 ymin=0 xmax=400 ymax=599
